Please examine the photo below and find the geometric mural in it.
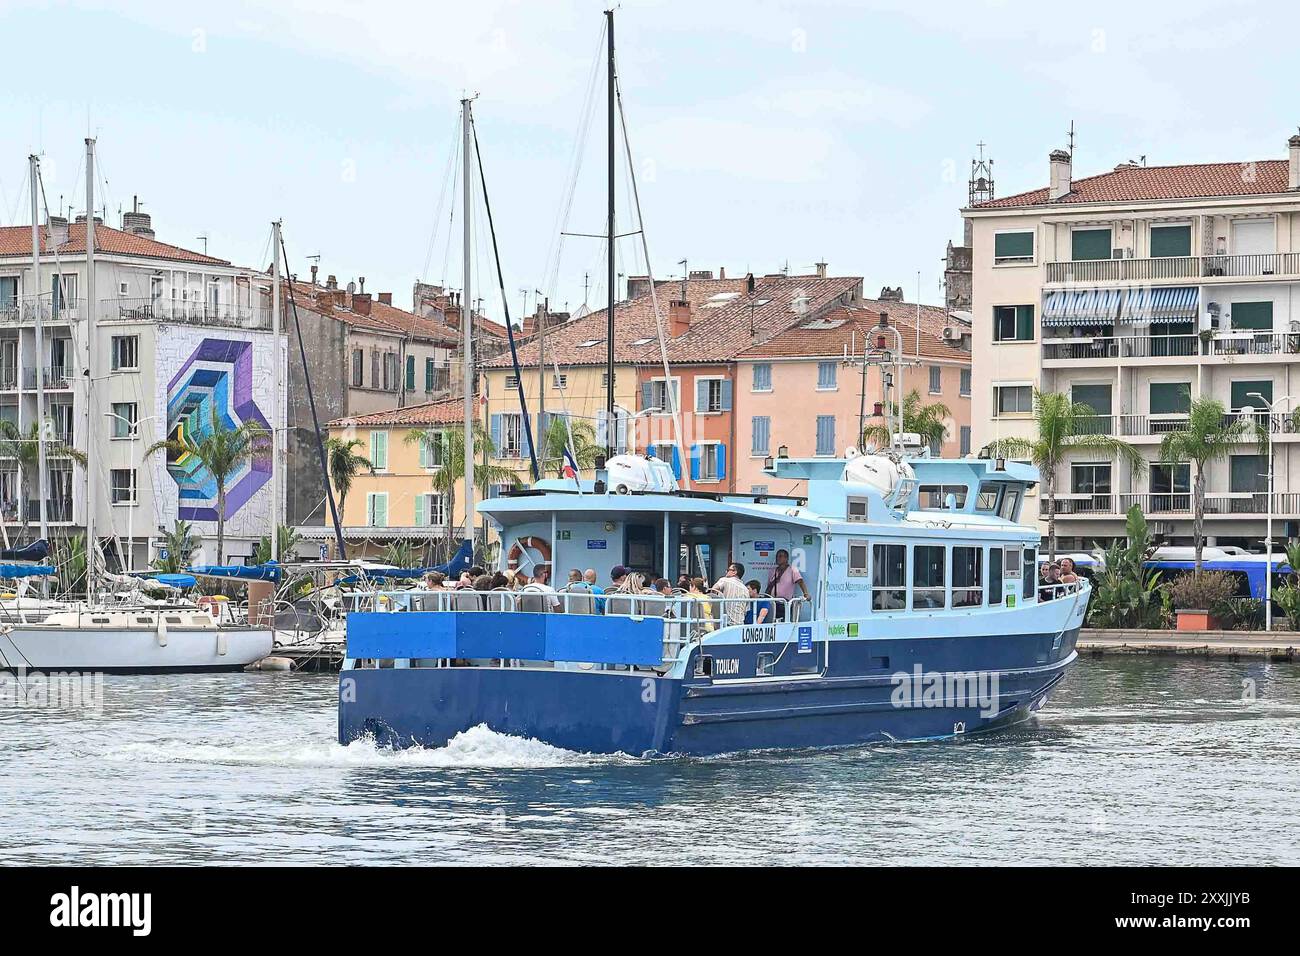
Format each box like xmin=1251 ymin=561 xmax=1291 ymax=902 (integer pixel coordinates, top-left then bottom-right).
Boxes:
xmin=164 ymin=338 xmax=271 ymax=521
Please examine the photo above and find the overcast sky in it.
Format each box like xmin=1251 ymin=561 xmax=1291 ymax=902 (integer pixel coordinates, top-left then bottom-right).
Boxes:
xmin=3 ymin=0 xmax=1298 ymax=323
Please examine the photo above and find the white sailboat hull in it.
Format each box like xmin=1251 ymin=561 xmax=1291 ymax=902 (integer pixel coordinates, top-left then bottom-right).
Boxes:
xmin=0 ymin=625 xmax=273 ymax=673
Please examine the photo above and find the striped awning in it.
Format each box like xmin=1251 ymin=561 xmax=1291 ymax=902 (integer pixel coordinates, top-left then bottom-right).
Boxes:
xmin=1120 ymin=286 xmax=1198 ymax=324
xmin=1041 ymin=288 xmax=1123 ymax=326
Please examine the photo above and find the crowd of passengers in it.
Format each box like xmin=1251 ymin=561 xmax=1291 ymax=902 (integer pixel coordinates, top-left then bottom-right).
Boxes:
xmin=416 ymin=548 xmax=811 ymax=628
xmin=1038 ymin=557 xmax=1080 ymax=601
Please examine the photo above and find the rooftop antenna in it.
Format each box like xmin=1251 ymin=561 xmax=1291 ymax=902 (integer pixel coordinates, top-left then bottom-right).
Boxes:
xmin=197 ymin=233 xmax=208 ymax=254
xmin=677 ymin=258 xmax=687 ymax=301
xmin=1067 ymin=120 xmax=1076 ymax=159
xmin=969 ymin=141 xmax=995 ymax=206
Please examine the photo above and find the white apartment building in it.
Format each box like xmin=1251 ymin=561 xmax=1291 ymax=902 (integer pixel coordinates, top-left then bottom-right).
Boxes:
xmin=0 ymin=210 xmax=285 ymax=568
xmin=966 ymin=133 xmax=1300 ymax=550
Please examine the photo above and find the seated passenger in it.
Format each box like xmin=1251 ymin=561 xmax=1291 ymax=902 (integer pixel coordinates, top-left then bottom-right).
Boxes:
xmin=743 ymin=580 xmax=774 ymax=625
xmin=527 ymin=564 xmax=562 ymax=611
xmin=605 ymin=570 xmax=645 ymax=616
xmin=687 ymin=577 xmax=716 ymax=633
xmin=584 ymin=568 xmax=606 ymax=613
xmin=424 ymin=571 xmax=446 ymax=590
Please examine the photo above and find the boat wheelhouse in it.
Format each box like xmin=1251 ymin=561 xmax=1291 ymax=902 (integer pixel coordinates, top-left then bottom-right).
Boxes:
xmin=338 ymin=453 xmax=1089 ymax=756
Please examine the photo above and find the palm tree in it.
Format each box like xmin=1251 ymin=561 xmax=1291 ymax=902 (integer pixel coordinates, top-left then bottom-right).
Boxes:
xmin=325 ymin=436 xmax=371 ymax=519
xmin=153 ymin=519 xmax=202 ymax=573
xmin=252 ymin=524 xmax=302 ymax=564
xmin=538 ymin=416 xmax=602 ymax=477
xmin=146 ymin=410 xmax=271 ymax=564
xmin=403 ymin=423 xmax=518 ymax=559
xmin=863 ymin=390 xmax=951 ymax=452
xmin=0 ymin=420 xmax=87 ymax=535
xmin=53 ymin=531 xmax=87 ymax=597
xmin=1158 ymin=396 xmax=1257 ymax=573
xmin=982 ymin=390 xmax=1147 ymax=562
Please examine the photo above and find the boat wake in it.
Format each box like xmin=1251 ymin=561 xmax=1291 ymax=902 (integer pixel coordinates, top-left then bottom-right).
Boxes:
xmin=100 ymin=723 xmax=622 ymax=771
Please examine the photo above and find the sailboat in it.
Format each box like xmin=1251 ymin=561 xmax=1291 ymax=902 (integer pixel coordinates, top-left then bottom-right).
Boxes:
xmin=0 ymin=140 xmax=272 ymax=673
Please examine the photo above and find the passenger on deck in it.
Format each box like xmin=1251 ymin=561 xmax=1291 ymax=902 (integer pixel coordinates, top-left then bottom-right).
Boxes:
xmin=424 ymin=571 xmax=447 ymax=590
xmin=676 ymin=573 xmax=692 ymax=591
xmin=567 ymin=568 xmax=583 ymax=586
xmin=1039 ymin=562 xmax=1061 ymax=600
xmin=490 ymin=571 xmax=510 ymax=590
xmin=744 ymin=581 xmax=773 ymax=625
xmin=529 ymin=564 xmax=562 ymax=611
xmin=767 ymin=550 xmax=810 ymax=620
xmin=455 ymin=570 xmax=474 ymax=589
xmin=584 ymin=568 xmax=606 ymax=613
xmin=1059 ymin=558 xmax=1080 ymax=585
xmin=610 ymin=565 xmax=630 ymax=590
xmin=713 ymin=561 xmax=750 ymax=627
xmin=511 ymin=570 xmax=529 ymax=590
xmin=688 ymin=577 xmax=716 ymax=633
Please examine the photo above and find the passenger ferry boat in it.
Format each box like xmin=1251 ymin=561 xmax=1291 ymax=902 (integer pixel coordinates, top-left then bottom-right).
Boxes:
xmin=337 ymin=452 xmax=1090 ymax=756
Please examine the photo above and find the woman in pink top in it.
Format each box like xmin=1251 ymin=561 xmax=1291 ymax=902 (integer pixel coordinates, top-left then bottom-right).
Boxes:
xmin=766 ymin=549 xmax=810 ymax=620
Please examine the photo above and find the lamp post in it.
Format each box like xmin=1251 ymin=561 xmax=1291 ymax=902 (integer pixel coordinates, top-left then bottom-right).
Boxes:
xmin=615 ymin=404 xmax=661 ymax=457
xmin=104 ymin=411 xmax=162 ymax=574
xmin=1246 ymin=392 xmax=1294 ymax=632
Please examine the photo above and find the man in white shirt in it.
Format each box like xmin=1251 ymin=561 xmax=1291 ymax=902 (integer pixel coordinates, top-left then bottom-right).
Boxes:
xmin=712 ymin=561 xmax=750 ymax=627
xmin=528 ymin=564 xmax=562 ymax=611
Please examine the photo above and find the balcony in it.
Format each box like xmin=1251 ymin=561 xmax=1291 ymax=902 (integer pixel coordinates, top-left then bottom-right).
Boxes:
xmin=22 ymin=366 xmax=75 ymax=389
xmin=1041 ymin=492 xmax=1300 ymax=518
xmin=1045 ymin=252 xmax=1300 ymax=285
xmin=108 ymin=297 xmax=272 ymax=330
xmin=0 ymin=299 xmax=86 ymax=324
xmin=1042 ymin=334 xmax=1200 ymax=362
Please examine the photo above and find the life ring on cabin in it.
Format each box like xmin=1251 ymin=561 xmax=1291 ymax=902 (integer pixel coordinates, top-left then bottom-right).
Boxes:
xmin=506 ymin=536 xmax=552 ymax=571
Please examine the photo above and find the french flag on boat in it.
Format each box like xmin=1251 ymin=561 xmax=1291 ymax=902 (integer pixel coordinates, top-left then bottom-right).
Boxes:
xmin=562 ymin=445 xmax=580 ymax=479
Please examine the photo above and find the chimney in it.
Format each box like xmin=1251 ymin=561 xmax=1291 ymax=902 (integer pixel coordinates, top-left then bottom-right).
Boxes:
xmin=352 ymin=293 xmax=372 ymax=316
xmin=310 ymin=264 xmax=319 ymax=286
xmin=1289 ymin=134 xmax=1300 ymax=190
xmin=669 ymin=299 xmax=691 ymax=336
xmin=46 ymin=215 xmax=69 ymax=247
xmin=1049 ymin=149 xmax=1072 ymax=200
xmin=325 ymin=274 xmax=338 ymax=291
xmin=719 ymin=267 xmax=726 ymax=279
xmin=878 ymin=286 xmax=904 ymax=302
xmin=745 ymin=272 xmax=756 ymax=294
xmin=121 ymin=212 xmax=154 ymax=238
xmin=814 ymin=261 xmax=828 ymax=278
xmin=378 ymin=292 xmax=393 ymax=305
xmin=359 ymin=276 xmax=366 ymax=293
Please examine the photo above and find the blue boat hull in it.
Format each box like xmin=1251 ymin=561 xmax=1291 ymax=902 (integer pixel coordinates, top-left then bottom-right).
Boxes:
xmin=338 ymin=629 xmax=1079 ymax=756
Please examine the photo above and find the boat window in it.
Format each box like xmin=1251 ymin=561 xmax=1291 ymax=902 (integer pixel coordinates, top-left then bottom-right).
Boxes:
xmin=1022 ymin=548 xmax=1036 ymax=600
xmin=847 ymin=540 xmax=869 ymax=577
xmin=999 ymin=489 xmax=1022 ymax=522
xmin=92 ymin=617 xmax=110 ymax=624
xmin=975 ymin=483 xmax=1000 ymax=512
xmin=919 ymin=484 xmax=968 ymax=510
xmin=912 ymin=545 xmax=947 ymax=610
xmin=1003 ymin=546 xmax=1022 ymax=580
xmin=989 ymin=547 xmax=1004 ymax=605
xmin=871 ymin=543 xmax=906 ymax=611
xmin=756 ymin=652 xmax=776 ymax=677
xmin=847 ymin=496 xmax=869 ymax=521
xmin=136 ymin=617 xmax=151 ymax=625
xmin=952 ymin=547 xmax=983 ymax=608
xmin=166 ymin=616 xmax=183 ymax=624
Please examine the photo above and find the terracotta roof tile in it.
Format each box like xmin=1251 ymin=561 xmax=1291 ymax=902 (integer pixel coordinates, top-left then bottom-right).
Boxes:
xmin=974 ymin=160 xmax=1292 ymax=210
xmin=0 ymin=222 xmax=230 ymax=265
xmin=285 ymin=280 xmax=461 ymax=344
xmin=739 ymin=301 xmax=970 ymax=362
xmin=330 ymin=396 xmax=465 ymax=428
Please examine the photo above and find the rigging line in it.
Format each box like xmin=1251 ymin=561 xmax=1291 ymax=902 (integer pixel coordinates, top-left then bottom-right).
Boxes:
xmin=541 ymin=18 xmax=608 ymax=301
xmin=471 ymin=114 xmax=540 ymax=481
xmin=280 ymin=234 xmax=347 ymax=559
xmin=614 ymin=61 xmax=690 ymax=489
xmin=3 ymin=167 xmax=28 ymax=227
xmin=420 ymin=111 xmax=462 ymax=281
xmin=440 ymin=131 xmax=462 ymax=288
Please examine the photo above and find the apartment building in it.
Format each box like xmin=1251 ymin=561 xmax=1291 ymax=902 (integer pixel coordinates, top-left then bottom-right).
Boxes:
xmin=966 ymin=133 xmax=1300 ymax=549
xmin=0 ymin=210 xmax=284 ymax=567
xmin=478 ymin=268 xmax=864 ymax=491
xmin=735 ymin=299 xmax=972 ymax=497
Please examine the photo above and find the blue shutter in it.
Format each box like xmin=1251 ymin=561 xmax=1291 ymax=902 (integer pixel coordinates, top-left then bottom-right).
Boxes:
xmin=670 ymin=445 xmax=682 ymax=479
xmin=720 ymin=379 xmax=733 ymax=411
xmin=641 ymin=382 xmax=653 ymax=410
xmin=696 ymin=378 xmax=708 ymax=412
xmin=490 ymin=414 xmax=502 ymax=454
xmin=521 ymin=415 xmax=532 ymax=460
xmin=689 ymin=444 xmax=701 ymax=481
xmin=717 ymin=443 xmax=726 ymax=479
xmin=414 ymin=494 xmax=426 ymax=527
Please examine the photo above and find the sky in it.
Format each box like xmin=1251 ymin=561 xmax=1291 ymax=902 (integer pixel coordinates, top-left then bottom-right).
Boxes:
xmin=2 ymin=0 xmax=1299 ymax=324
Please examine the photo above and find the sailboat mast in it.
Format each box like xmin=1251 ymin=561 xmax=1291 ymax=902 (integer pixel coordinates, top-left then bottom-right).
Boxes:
xmin=29 ymin=155 xmax=50 ymax=548
xmin=604 ymin=8 xmax=616 ymax=460
xmin=270 ymin=219 xmax=281 ymax=562
xmin=84 ymin=138 xmax=97 ymax=585
xmin=461 ymin=97 xmax=475 ymax=552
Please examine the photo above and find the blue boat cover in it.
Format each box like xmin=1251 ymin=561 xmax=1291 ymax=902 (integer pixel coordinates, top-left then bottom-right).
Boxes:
xmin=0 ymin=564 xmax=56 ymax=579
xmin=188 ymin=562 xmax=283 ymax=583
xmin=0 ymin=539 xmax=50 ymax=561
xmin=347 ymin=611 xmax=665 ymax=666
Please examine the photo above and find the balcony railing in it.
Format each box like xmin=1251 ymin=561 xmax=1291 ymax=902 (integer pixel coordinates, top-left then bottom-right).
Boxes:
xmin=1042 ymin=334 xmax=1199 ymax=361
xmin=1042 ymin=492 xmax=1300 ymax=517
xmin=109 ymin=297 xmax=272 ymax=330
xmin=1208 ymin=332 xmax=1300 ymax=357
xmin=22 ymin=366 xmax=75 ymax=389
xmin=1045 ymin=252 xmax=1300 ymax=284
xmin=0 ymin=299 xmax=87 ymax=323
xmin=1118 ymin=414 xmax=1189 ymax=437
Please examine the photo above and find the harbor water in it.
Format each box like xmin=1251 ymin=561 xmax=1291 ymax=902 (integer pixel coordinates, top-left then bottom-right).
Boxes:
xmin=2 ymin=657 xmax=1296 ymax=866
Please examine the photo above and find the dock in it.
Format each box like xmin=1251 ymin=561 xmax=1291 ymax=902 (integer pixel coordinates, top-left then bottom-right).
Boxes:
xmin=1079 ymin=629 xmax=1298 ymax=662
xmin=247 ymin=643 xmax=346 ymax=673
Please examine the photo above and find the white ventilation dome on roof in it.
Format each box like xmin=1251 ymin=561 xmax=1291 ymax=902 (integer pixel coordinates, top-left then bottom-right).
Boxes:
xmin=843 ymin=454 xmax=915 ymax=497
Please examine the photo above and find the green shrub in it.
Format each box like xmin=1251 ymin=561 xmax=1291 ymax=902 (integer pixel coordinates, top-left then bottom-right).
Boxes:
xmin=1214 ymin=597 xmax=1263 ymax=631
xmin=1167 ymin=571 xmax=1237 ymax=611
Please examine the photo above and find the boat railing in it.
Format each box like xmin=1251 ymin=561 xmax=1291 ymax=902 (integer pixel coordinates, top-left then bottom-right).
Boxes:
xmin=353 ymin=587 xmax=806 ymax=663
xmin=1036 ymin=580 xmax=1089 ymax=603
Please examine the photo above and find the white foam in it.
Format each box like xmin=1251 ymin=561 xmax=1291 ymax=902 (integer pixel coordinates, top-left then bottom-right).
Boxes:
xmin=101 ymin=724 xmax=619 ymax=770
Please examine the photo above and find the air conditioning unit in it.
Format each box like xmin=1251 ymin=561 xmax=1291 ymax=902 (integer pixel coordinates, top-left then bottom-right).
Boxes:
xmin=1289 ymin=320 xmax=1300 ymax=334
xmin=1112 ymin=248 xmax=1125 ymax=259
xmin=942 ymin=326 xmax=959 ymax=341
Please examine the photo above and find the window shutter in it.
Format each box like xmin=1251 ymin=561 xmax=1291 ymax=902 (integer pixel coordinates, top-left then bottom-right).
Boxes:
xmin=615 ymin=410 xmax=628 ymax=453
xmin=717 ymin=443 xmax=726 ymax=479
xmin=375 ymin=494 xmax=387 ymax=527
xmin=521 ymin=416 xmax=532 ymax=460
xmin=418 ymin=438 xmax=430 ymax=469
xmin=641 ymin=382 xmax=653 ymax=411
xmin=414 ymin=494 xmax=426 ymax=527
xmin=720 ymin=379 xmax=733 ymax=411
xmin=689 ymin=444 xmax=701 ymax=481
xmin=696 ymin=378 xmax=708 ymax=412
xmin=595 ymin=410 xmax=608 ymax=448
xmin=425 ymin=358 xmax=434 ymax=391
xmin=490 ymin=414 xmax=502 ymax=453
xmin=405 ymin=355 xmax=415 ymax=390
xmin=670 ymin=445 xmax=682 ymax=479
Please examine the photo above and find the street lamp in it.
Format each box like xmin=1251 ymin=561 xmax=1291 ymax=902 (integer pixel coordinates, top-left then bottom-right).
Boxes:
xmin=103 ymin=411 xmax=163 ymax=574
xmin=615 ymin=404 xmax=660 ymax=456
xmin=1246 ymin=392 xmax=1295 ymax=632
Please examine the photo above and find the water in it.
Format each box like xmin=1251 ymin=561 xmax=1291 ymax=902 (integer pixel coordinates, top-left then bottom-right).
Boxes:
xmin=2 ymin=657 xmax=1297 ymax=866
